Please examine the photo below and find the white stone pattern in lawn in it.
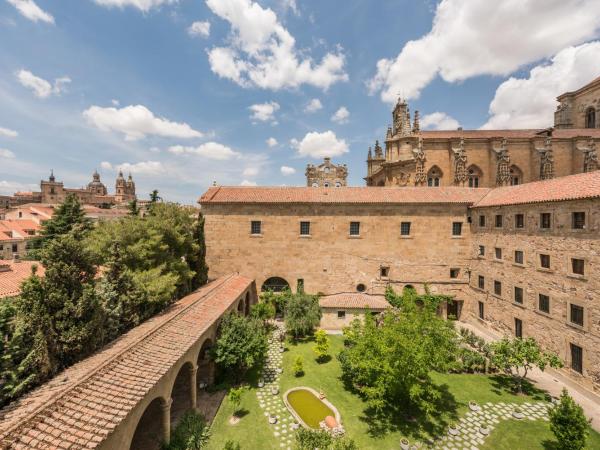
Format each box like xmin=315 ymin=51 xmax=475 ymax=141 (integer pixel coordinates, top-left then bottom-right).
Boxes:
xmin=256 ymin=323 xmax=296 ymax=450
xmin=430 ymin=401 xmax=551 ymax=450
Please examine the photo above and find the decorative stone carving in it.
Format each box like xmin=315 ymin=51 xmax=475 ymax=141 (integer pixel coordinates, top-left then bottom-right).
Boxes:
xmin=452 ymin=138 xmax=468 ymax=185
xmin=580 ymin=138 xmax=599 ymax=172
xmin=374 ymin=140 xmax=384 ymax=159
xmin=413 ymin=137 xmax=427 ymax=186
xmin=494 ymin=138 xmax=511 ymax=186
xmin=392 ymin=173 xmax=411 ymax=186
xmin=536 ymin=137 xmax=554 ymax=180
xmin=306 ymin=157 xmax=348 ymax=187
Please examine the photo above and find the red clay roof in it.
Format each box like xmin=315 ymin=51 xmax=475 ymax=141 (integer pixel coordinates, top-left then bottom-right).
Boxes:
xmin=474 ymin=171 xmax=600 ymax=207
xmin=200 ymin=186 xmax=491 ymax=205
xmin=0 ymin=274 xmax=253 ymax=449
xmin=0 ymin=260 xmax=44 ymax=298
xmin=320 ymin=293 xmax=390 ymax=310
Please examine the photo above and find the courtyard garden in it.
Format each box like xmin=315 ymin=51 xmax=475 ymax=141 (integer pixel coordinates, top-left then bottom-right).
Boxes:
xmin=203 ymin=289 xmax=600 ymax=450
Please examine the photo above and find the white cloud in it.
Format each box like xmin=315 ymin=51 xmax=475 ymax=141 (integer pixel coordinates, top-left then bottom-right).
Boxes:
xmin=242 ymin=167 xmax=259 ymax=177
xmin=331 ymin=106 xmax=349 ymax=124
xmin=266 ymin=137 xmax=278 ymax=147
xmin=292 ymin=130 xmax=348 ymax=159
xmin=188 ymin=20 xmax=210 ymax=37
xmin=280 ymin=165 xmax=295 ymax=175
xmin=482 ymin=41 xmax=600 ymax=129
xmin=0 ymin=180 xmax=37 ymax=195
xmin=421 ymin=112 xmax=460 ymax=130
xmin=279 ymin=0 xmax=298 ymax=16
xmin=304 ymin=98 xmax=322 ymax=113
xmin=100 ymin=161 xmax=113 ymax=170
xmin=92 ymin=0 xmax=177 ymax=12
xmin=0 ymin=127 xmax=18 ymax=138
xmin=83 ymin=104 xmax=203 ymax=141
xmin=240 ymin=179 xmax=257 ymax=186
xmin=206 ymin=0 xmax=347 ymax=90
xmin=7 ymin=0 xmax=54 ymax=24
xmin=168 ymin=142 xmax=241 ymax=160
xmin=116 ymin=161 xmax=164 ymax=175
xmin=16 ymin=70 xmax=71 ymax=98
xmin=249 ymin=101 xmax=280 ymax=123
xmin=368 ymin=0 xmax=600 ymax=103
xmin=111 ymin=99 xmax=120 ymax=106
xmin=0 ymin=149 xmax=16 ymax=158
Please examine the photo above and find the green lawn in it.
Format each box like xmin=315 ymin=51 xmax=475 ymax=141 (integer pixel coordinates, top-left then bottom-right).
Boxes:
xmin=206 ymin=334 xmax=599 ymax=450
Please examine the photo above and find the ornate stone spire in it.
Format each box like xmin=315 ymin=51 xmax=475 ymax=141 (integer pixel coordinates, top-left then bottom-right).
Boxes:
xmin=536 ymin=136 xmax=554 ymax=180
xmin=367 ymin=146 xmax=372 ymax=160
xmin=49 ymin=169 xmax=55 ymax=183
xmin=452 ymin=138 xmax=468 ymax=185
xmin=413 ymin=137 xmax=427 ymax=186
xmin=374 ymin=140 xmax=383 ymax=158
xmin=412 ymin=110 xmax=420 ymax=134
xmin=386 ymin=125 xmax=392 ymax=139
xmin=494 ymin=138 xmax=511 ymax=186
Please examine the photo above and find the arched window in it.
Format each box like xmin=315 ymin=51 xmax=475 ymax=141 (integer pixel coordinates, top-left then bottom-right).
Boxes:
xmin=312 ymin=182 xmax=319 ymax=187
xmin=467 ymin=165 xmax=482 ymax=188
xmin=509 ymin=165 xmax=523 ymax=185
xmin=427 ymin=166 xmax=443 ymax=187
xmin=585 ymin=107 xmax=596 ymax=129
xmin=261 ymin=277 xmax=290 ymax=293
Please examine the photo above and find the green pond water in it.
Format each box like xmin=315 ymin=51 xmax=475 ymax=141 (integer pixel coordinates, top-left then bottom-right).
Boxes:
xmin=287 ymin=389 xmax=335 ymax=429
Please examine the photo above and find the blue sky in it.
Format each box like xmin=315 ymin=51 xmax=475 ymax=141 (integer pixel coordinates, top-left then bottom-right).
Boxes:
xmin=1 ymin=0 xmax=599 ymax=204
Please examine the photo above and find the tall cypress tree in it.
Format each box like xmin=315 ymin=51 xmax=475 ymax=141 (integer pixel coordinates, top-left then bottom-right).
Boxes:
xmin=40 ymin=194 xmax=92 ymax=245
xmin=190 ymin=211 xmax=209 ymax=290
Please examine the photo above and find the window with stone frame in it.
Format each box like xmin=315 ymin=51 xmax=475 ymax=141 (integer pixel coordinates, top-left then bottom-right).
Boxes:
xmin=478 ymin=275 xmax=485 ymax=289
xmin=450 ymin=268 xmax=460 ymax=279
xmin=572 ymin=212 xmax=586 ymax=230
xmin=380 ymin=266 xmax=390 ymax=278
xmin=570 ymin=343 xmax=583 ymax=374
xmin=540 ymin=254 xmax=551 ymax=269
xmin=571 ymin=258 xmax=585 ymax=276
xmin=494 ymin=280 xmax=502 ymax=296
xmin=515 ymin=318 xmax=523 ymax=338
xmin=585 ymin=107 xmax=596 ymax=129
xmin=337 ymin=310 xmax=346 ymax=319
xmin=495 ymin=214 xmax=503 ymax=228
xmin=349 ymin=221 xmax=360 ymax=236
xmin=514 ymin=286 xmax=524 ymax=304
xmin=515 ymin=213 xmax=524 ymax=229
xmin=495 ymin=247 xmax=502 ymax=260
xmin=540 ymin=213 xmax=551 ymax=229
xmin=478 ymin=215 xmax=486 ymax=227
xmin=300 ymin=221 xmax=310 ymax=236
xmin=538 ymin=294 xmax=550 ymax=313
xmin=400 ymin=222 xmax=411 ymax=236
xmin=478 ymin=245 xmax=485 ymax=256
xmin=251 ymin=220 xmax=262 ymax=235
xmin=570 ymin=304 xmax=584 ymax=327
xmin=478 ymin=301 xmax=485 ymax=320
xmin=514 ymin=250 xmax=524 ymax=265
xmin=452 ymin=222 xmax=462 ymax=236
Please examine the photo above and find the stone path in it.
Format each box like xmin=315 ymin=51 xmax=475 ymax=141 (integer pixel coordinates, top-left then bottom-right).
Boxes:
xmin=256 ymin=323 xmax=296 ymax=449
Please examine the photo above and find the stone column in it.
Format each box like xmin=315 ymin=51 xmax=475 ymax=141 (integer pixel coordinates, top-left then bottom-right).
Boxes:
xmin=207 ymin=361 xmax=216 ymax=385
xmin=190 ymin=365 xmax=198 ymax=410
xmin=161 ymin=398 xmax=173 ymax=445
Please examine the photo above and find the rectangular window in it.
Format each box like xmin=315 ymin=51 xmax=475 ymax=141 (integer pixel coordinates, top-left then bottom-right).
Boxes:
xmin=571 ymin=258 xmax=585 ymax=276
xmin=514 ymin=250 xmax=524 ymax=265
xmin=251 ymin=220 xmax=262 ymax=235
xmin=400 ymin=222 xmax=411 ymax=236
xmin=300 ymin=221 xmax=311 ymax=236
xmin=570 ymin=343 xmax=583 ymax=374
xmin=540 ymin=254 xmax=551 ymax=269
xmin=337 ymin=310 xmax=346 ymax=319
xmin=450 ymin=268 xmax=460 ymax=279
xmin=478 ymin=275 xmax=485 ymax=290
xmin=349 ymin=221 xmax=360 ymax=236
xmin=297 ymin=279 xmax=304 ymax=293
xmin=515 ymin=214 xmax=524 ymax=228
xmin=12 ymin=244 xmax=18 ymax=253
xmin=538 ymin=294 xmax=550 ymax=313
xmin=478 ymin=245 xmax=485 ymax=256
xmin=540 ymin=213 xmax=551 ymax=229
xmin=515 ymin=318 xmax=523 ymax=338
xmin=495 ymin=214 xmax=503 ymax=228
xmin=452 ymin=222 xmax=462 ymax=236
xmin=478 ymin=301 xmax=484 ymax=320
xmin=495 ymin=247 xmax=502 ymax=260
xmin=572 ymin=212 xmax=586 ymax=230
xmin=494 ymin=280 xmax=502 ymax=296
xmin=380 ymin=266 xmax=390 ymax=278
xmin=479 ymin=215 xmax=486 ymax=227
xmin=514 ymin=286 xmax=523 ymax=304
xmin=570 ymin=304 xmax=584 ymax=327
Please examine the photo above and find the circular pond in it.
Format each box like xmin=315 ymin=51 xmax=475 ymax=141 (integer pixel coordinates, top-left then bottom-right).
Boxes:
xmin=283 ymin=387 xmax=342 ymax=429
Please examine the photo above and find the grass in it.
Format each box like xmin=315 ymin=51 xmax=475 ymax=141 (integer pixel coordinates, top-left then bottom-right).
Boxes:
xmin=206 ymin=334 xmax=598 ymax=450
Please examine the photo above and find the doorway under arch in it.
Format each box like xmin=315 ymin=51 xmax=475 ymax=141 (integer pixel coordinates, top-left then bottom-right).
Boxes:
xmin=261 ymin=277 xmax=290 ymax=293
xmin=130 ymin=397 xmax=167 ymax=450
xmin=169 ymin=361 xmax=195 ymax=429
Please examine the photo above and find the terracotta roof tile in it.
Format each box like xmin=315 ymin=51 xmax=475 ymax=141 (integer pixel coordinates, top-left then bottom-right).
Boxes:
xmin=0 ymin=260 xmax=44 ymax=298
xmin=0 ymin=274 xmax=253 ymax=449
xmin=199 ymin=186 xmax=491 ymax=205
xmin=473 ymin=171 xmax=600 ymax=207
xmin=319 ymin=293 xmax=390 ymax=310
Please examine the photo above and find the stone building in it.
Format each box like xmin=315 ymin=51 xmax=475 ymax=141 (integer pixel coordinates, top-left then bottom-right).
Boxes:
xmin=306 ymin=157 xmax=348 ymax=187
xmin=366 ymin=76 xmax=600 ymax=188
xmin=319 ymin=293 xmax=390 ymax=331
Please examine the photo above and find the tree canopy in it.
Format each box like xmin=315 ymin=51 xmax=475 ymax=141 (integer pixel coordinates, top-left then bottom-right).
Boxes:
xmin=283 ymin=292 xmax=321 ymax=338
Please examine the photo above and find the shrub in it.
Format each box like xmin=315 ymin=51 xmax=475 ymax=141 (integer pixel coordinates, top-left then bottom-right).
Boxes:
xmin=292 ymin=356 xmax=304 ymax=377
xmin=251 ymin=301 xmax=275 ymax=323
xmin=549 ymin=388 xmax=590 ymax=450
xmin=295 ymin=429 xmax=332 ymax=450
xmin=228 ymin=386 xmax=246 ymax=416
xmin=222 ymin=441 xmax=241 ymax=450
xmin=163 ymin=411 xmax=209 ymax=450
xmin=313 ymin=329 xmax=330 ymax=362
xmin=284 ymin=293 xmax=322 ymax=339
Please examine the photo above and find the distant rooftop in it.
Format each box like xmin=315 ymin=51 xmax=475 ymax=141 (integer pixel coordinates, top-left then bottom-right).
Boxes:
xmin=320 ymin=293 xmax=390 ymax=310
xmin=0 ymin=260 xmax=44 ymax=299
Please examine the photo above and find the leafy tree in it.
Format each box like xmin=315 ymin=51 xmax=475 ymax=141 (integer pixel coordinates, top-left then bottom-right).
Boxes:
xmin=295 ymin=429 xmax=332 ymax=450
xmin=292 ymin=356 xmax=304 ymax=377
xmin=163 ymin=411 xmax=210 ymax=450
xmin=127 ymin=199 xmax=140 ymax=216
xmin=489 ymin=337 xmax=563 ymax=393
xmin=39 ymin=194 xmax=91 ymax=246
xmin=338 ymin=288 xmax=458 ymax=416
xmin=212 ymin=312 xmax=268 ymax=381
xmin=313 ymin=329 xmax=330 ymax=362
xmin=150 ymin=189 xmax=162 ymax=203
xmin=228 ymin=386 xmax=246 ymax=416
xmin=188 ymin=212 xmax=209 ymax=290
xmin=284 ymin=292 xmax=321 ymax=339
xmin=549 ymin=389 xmax=590 ymax=450
xmin=250 ymin=301 xmax=276 ymax=324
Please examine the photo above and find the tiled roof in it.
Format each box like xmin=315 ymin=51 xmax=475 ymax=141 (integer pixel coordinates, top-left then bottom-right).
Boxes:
xmin=200 ymin=186 xmax=491 ymax=205
xmin=0 ymin=260 xmax=44 ymax=299
xmin=418 ymin=129 xmax=600 ymax=139
xmin=474 ymin=171 xmax=600 ymax=207
xmin=0 ymin=274 xmax=253 ymax=449
xmin=320 ymin=293 xmax=390 ymax=310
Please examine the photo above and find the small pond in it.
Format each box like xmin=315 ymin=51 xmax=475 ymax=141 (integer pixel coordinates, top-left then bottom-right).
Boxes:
xmin=284 ymin=387 xmax=340 ymax=429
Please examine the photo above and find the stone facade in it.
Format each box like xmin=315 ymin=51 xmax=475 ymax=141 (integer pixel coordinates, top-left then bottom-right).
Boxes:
xmin=366 ymin=76 xmax=600 ymax=188
xmin=467 ymin=199 xmax=600 ymax=391
xmin=306 ymin=157 xmax=348 ymax=187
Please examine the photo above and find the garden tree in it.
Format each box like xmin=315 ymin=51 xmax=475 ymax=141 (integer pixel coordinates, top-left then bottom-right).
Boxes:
xmin=292 ymin=356 xmax=304 ymax=376
xmin=211 ymin=312 xmax=268 ymax=381
xmin=127 ymin=199 xmax=140 ymax=216
xmin=489 ymin=337 xmax=563 ymax=394
xmin=188 ymin=212 xmax=209 ymax=290
xmin=549 ymin=389 xmax=590 ymax=450
xmin=284 ymin=292 xmax=322 ymax=339
xmin=295 ymin=429 xmax=358 ymax=450
xmin=227 ymin=386 xmax=246 ymax=416
xmin=164 ymin=411 xmax=210 ymax=450
xmin=338 ymin=288 xmax=459 ymax=416
xmin=39 ymin=194 xmax=91 ymax=246
xmin=250 ymin=300 xmax=276 ymax=325
xmin=313 ymin=329 xmax=330 ymax=362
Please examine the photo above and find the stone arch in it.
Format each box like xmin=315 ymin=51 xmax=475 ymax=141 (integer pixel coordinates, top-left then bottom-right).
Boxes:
xmin=509 ymin=165 xmax=523 ymax=185
xmin=130 ymin=396 xmax=168 ymax=450
xmin=169 ymin=361 xmax=196 ymax=429
xmin=196 ymin=338 xmax=215 ymax=389
xmin=585 ymin=107 xmax=596 ymax=129
xmin=467 ymin=164 xmax=483 ymax=188
xmin=261 ymin=277 xmax=290 ymax=293
xmin=427 ymin=166 xmax=443 ymax=187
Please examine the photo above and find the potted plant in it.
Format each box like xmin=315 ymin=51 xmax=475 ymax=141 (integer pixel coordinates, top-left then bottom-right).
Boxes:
xmin=469 ymin=401 xmax=480 ymax=411
xmin=269 ymin=414 xmax=277 ymax=424
xmin=276 ymin=367 xmax=283 ymax=374
xmin=448 ymin=423 xmax=459 ymax=436
xmin=512 ymin=406 xmax=525 ymax=419
xmin=271 ymin=386 xmax=279 ymax=395
xmin=291 ymin=421 xmax=300 ymax=430
xmin=257 ymin=379 xmax=265 ymax=388
xmin=400 ymin=438 xmax=410 ymax=450
xmin=479 ymin=422 xmax=490 ymax=436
